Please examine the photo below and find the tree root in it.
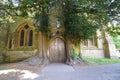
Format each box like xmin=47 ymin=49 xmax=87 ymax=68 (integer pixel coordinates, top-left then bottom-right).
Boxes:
xmin=22 ymin=56 xmax=49 ymax=67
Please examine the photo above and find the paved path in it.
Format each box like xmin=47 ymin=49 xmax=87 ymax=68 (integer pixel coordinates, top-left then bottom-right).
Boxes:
xmin=34 ymin=63 xmax=120 ymax=80
xmin=0 ymin=63 xmax=120 ymax=80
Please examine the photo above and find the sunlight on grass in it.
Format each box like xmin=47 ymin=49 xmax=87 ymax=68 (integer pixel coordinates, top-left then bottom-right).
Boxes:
xmin=0 ymin=69 xmax=39 ymax=79
xmin=84 ymin=58 xmax=120 ymax=65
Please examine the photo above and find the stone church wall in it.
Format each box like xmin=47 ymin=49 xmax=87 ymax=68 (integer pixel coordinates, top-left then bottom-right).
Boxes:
xmin=81 ymin=49 xmax=105 ymax=58
xmin=5 ymin=50 xmax=37 ymax=62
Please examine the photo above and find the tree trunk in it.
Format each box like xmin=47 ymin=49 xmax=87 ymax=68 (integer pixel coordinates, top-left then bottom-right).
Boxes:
xmin=74 ymin=43 xmax=81 ymax=57
xmin=66 ymin=39 xmax=73 ymax=64
xmin=38 ymin=32 xmax=49 ymax=65
xmin=42 ymin=33 xmax=46 ymax=58
xmin=66 ymin=39 xmax=83 ymax=65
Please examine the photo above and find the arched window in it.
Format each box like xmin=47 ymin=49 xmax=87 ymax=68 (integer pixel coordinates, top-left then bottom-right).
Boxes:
xmin=82 ymin=35 xmax=97 ymax=47
xmin=20 ymin=30 xmax=24 ymax=46
xmin=82 ymin=40 xmax=87 ymax=46
xmin=17 ymin=24 xmax=34 ymax=47
xmin=89 ymin=38 xmax=94 ymax=46
xmin=89 ymin=35 xmax=97 ymax=47
xmin=28 ymin=30 xmax=33 ymax=46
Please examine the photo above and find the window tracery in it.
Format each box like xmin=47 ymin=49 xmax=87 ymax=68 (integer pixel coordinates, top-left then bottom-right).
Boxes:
xmin=17 ymin=24 xmax=33 ymax=47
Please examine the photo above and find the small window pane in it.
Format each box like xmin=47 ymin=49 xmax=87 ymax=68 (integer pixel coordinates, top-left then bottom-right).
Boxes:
xmin=82 ymin=40 xmax=87 ymax=46
xmin=20 ymin=30 xmax=24 ymax=46
xmin=89 ymin=38 xmax=94 ymax=46
xmin=28 ymin=30 xmax=33 ymax=46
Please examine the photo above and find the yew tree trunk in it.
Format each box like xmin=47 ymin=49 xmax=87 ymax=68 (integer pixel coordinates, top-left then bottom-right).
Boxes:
xmin=66 ymin=39 xmax=73 ymax=63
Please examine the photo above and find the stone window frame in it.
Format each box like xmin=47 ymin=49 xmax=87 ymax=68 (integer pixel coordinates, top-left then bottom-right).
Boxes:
xmin=16 ymin=23 xmax=34 ymax=48
xmin=82 ymin=35 xmax=98 ymax=48
xmin=82 ymin=39 xmax=88 ymax=47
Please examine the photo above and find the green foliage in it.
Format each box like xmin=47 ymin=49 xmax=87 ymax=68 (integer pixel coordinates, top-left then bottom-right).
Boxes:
xmin=34 ymin=13 xmax=50 ymax=35
xmin=71 ymin=48 xmax=77 ymax=60
xmin=0 ymin=25 xmax=8 ymax=63
xmin=113 ymin=36 xmax=120 ymax=49
xmin=0 ymin=0 xmax=119 ymax=42
xmin=0 ymin=56 xmax=4 ymax=64
xmin=107 ymin=25 xmax=120 ymax=36
xmin=62 ymin=0 xmax=109 ymax=43
xmin=71 ymin=48 xmax=79 ymax=60
xmin=19 ymin=0 xmax=51 ymax=35
xmin=84 ymin=58 xmax=120 ymax=65
xmin=0 ymin=46 xmax=4 ymax=63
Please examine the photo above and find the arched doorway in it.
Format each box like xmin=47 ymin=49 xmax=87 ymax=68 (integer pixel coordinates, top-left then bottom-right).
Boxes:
xmin=49 ymin=38 xmax=66 ymax=62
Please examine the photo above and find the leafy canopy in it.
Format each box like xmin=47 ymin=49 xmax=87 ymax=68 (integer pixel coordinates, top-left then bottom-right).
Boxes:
xmin=0 ymin=0 xmax=119 ymax=41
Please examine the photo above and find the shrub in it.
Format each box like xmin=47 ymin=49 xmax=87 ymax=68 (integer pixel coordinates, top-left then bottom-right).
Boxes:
xmin=71 ymin=48 xmax=80 ymax=60
xmin=0 ymin=49 xmax=4 ymax=64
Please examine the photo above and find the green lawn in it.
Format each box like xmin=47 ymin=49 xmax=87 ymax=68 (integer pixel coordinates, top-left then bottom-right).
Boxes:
xmin=84 ymin=58 xmax=120 ymax=65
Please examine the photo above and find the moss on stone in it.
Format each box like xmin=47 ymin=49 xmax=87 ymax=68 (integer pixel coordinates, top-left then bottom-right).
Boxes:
xmin=5 ymin=51 xmax=36 ymax=62
xmin=0 ymin=56 xmax=4 ymax=63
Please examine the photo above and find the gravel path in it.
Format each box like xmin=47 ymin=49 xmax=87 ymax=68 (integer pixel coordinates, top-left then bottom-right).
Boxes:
xmin=0 ymin=63 xmax=120 ymax=80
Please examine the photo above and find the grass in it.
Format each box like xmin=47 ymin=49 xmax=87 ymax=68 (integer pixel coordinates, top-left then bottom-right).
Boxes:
xmin=84 ymin=58 xmax=120 ymax=65
xmin=113 ymin=36 xmax=120 ymax=49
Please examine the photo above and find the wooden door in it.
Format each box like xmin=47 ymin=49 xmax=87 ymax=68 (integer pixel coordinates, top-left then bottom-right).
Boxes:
xmin=49 ymin=38 xmax=66 ymax=62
